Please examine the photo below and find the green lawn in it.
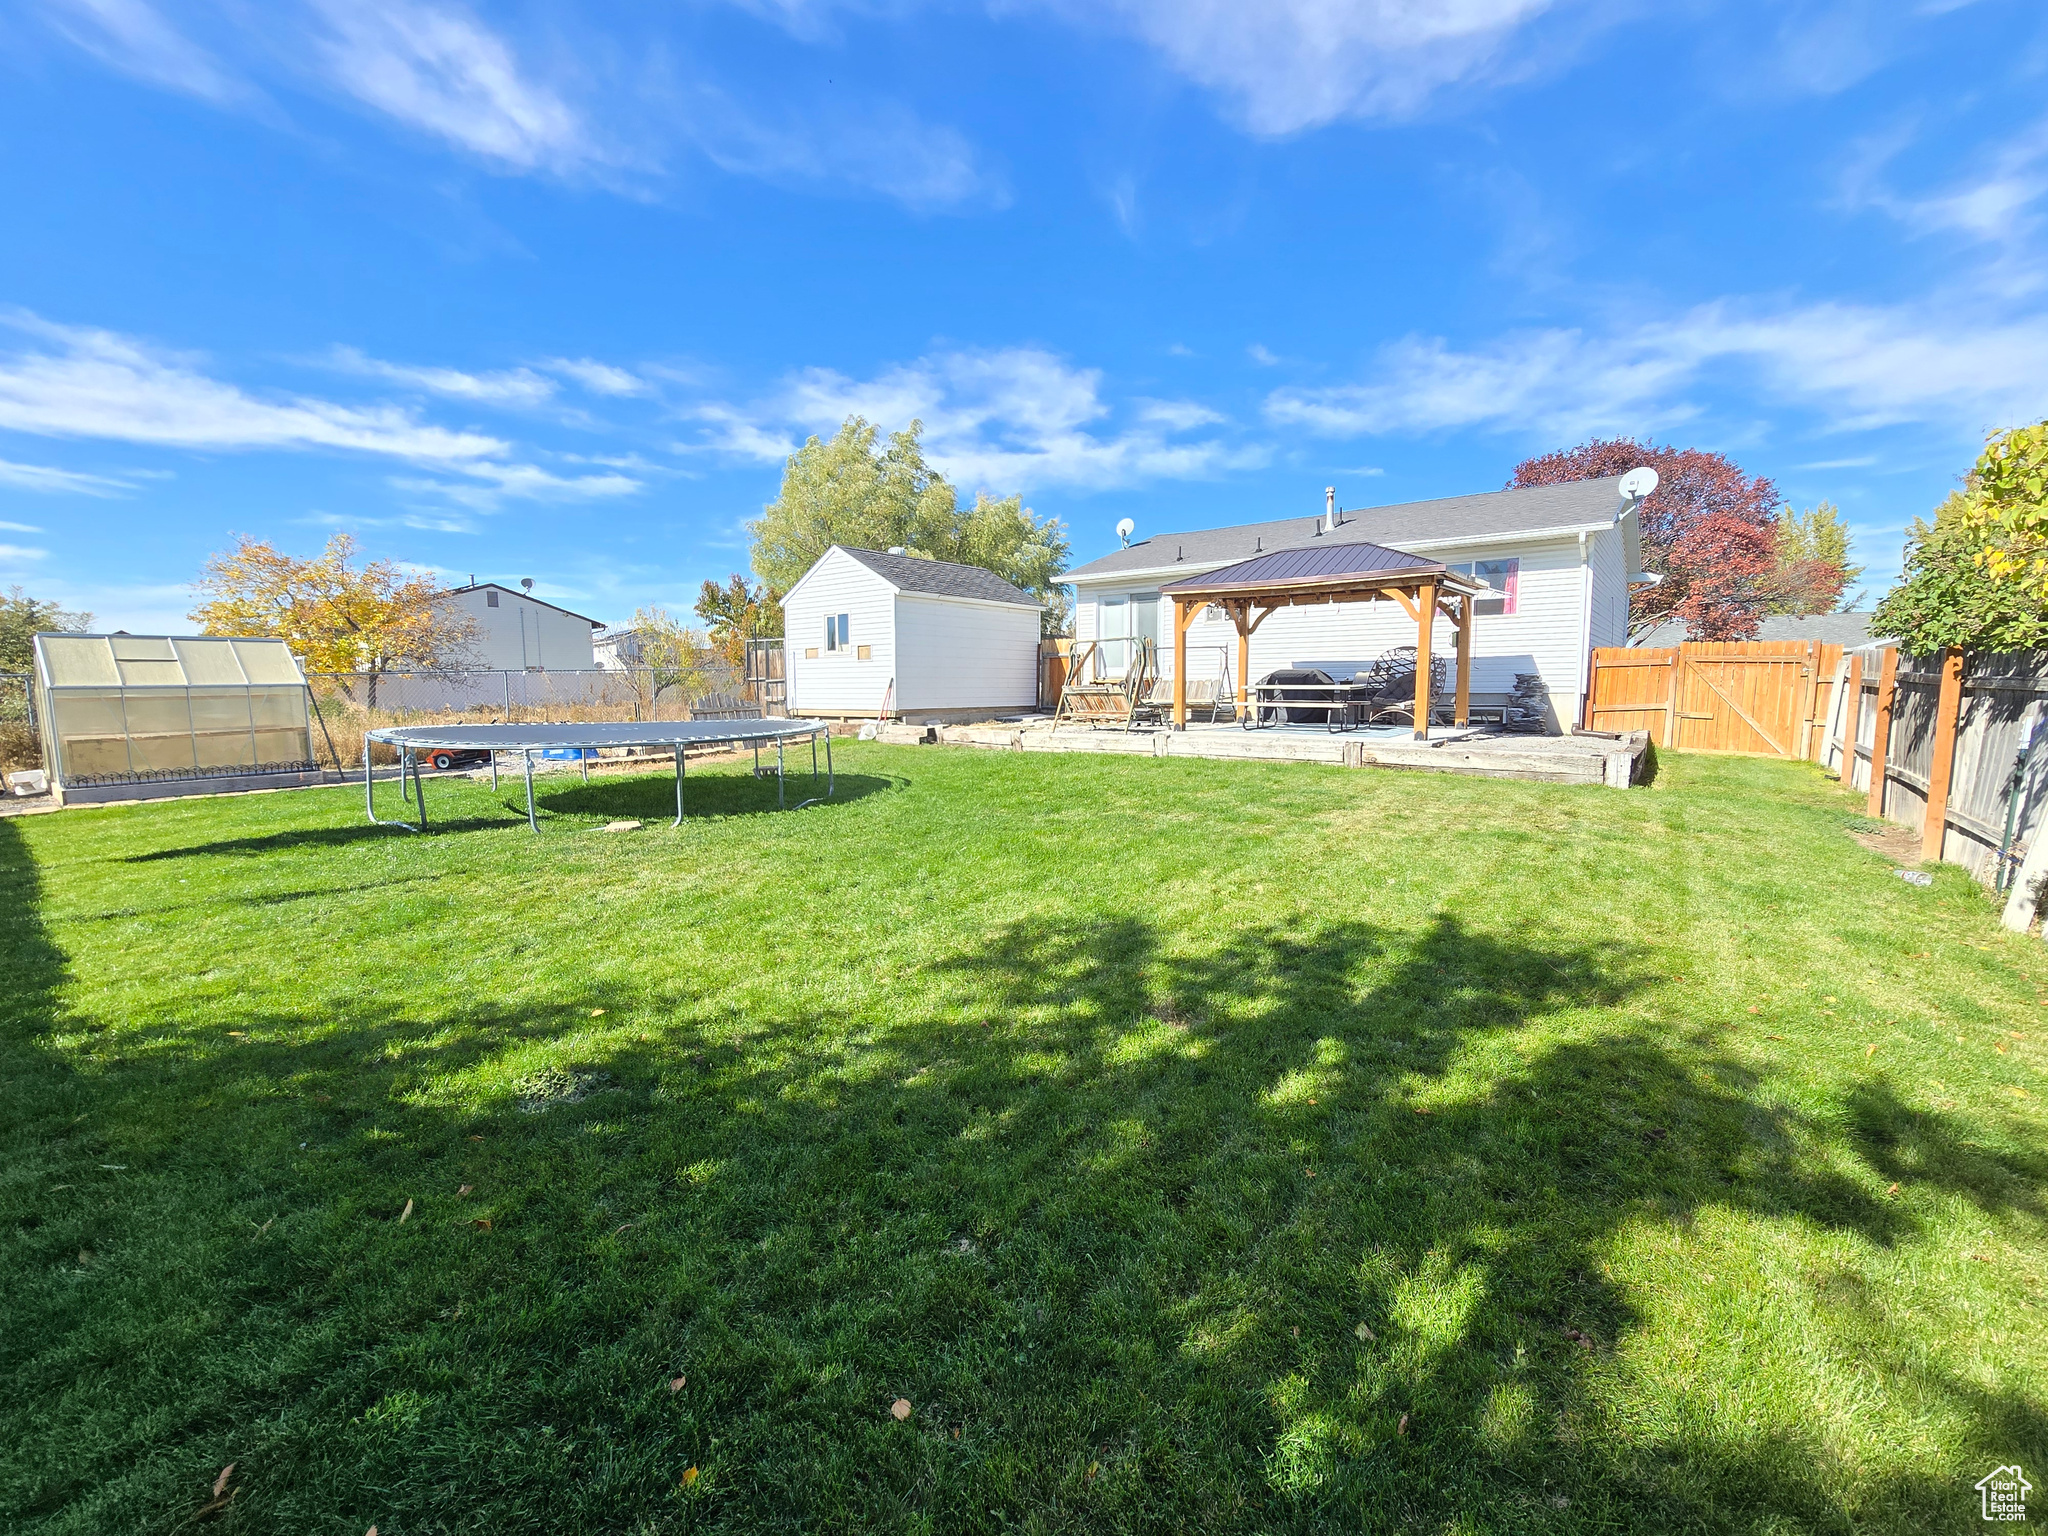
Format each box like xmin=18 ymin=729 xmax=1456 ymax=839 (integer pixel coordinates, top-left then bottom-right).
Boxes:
xmin=3 ymin=745 xmax=2045 ymax=1534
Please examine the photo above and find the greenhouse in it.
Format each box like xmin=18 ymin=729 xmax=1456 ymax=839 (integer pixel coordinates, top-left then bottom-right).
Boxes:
xmin=33 ymin=633 xmax=325 ymax=805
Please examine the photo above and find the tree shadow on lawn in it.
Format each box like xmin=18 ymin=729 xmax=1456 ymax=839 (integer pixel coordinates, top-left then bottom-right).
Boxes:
xmin=3 ymin=813 xmax=2044 ymax=1534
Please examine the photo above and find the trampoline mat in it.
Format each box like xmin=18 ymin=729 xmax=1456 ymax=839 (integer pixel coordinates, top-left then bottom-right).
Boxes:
xmin=365 ymin=719 xmax=828 ymax=752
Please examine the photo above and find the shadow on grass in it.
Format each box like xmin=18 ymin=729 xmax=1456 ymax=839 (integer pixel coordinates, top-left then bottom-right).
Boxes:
xmin=3 ymin=814 xmax=2043 ymax=1533
xmin=532 ymin=768 xmax=897 ymax=822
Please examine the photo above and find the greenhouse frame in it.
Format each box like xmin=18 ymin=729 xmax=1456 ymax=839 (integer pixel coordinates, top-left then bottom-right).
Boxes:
xmin=33 ymin=633 xmax=326 ymax=805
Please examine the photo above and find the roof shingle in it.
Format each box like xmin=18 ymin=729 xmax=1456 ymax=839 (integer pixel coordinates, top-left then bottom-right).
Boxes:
xmin=835 ymin=546 xmax=1040 ymax=607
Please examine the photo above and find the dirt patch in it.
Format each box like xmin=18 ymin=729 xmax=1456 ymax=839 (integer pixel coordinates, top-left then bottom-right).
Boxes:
xmin=1851 ymin=824 xmax=1922 ymax=865
xmin=514 ymin=1069 xmax=616 ymax=1114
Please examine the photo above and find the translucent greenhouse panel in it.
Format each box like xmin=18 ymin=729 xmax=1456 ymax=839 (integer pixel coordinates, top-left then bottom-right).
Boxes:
xmin=37 ymin=636 xmax=120 ymax=687
xmin=49 ymin=689 xmax=131 ymax=778
xmin=189 ymin=689 xmax=259 ymax=770
xmin=247 ymin=687 xmax=313 ymax=764
xmin=231 ymin=640 xmax=307 ymax=685
xmin=110 ymin=636 xmax=186 ymax=689
xmin=171 ymin=638 xmax=251 ymax=686
xmin=119 ymin=691 xmax=199 ymax=772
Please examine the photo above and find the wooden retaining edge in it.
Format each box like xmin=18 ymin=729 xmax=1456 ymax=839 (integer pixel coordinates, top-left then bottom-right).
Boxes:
xmin=882 ymin=721 xmax=1648 ymax=787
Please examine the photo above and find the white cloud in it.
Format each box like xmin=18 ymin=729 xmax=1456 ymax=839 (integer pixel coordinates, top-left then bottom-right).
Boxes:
xmin=1854 ymin=115 xmax=2048 ymax=258
xmin=0 ymin=520 xmax=43 ymax=532
xmin=0 ymin=544 xmax=49 ymax=562
xmin=392 ymin=461 xmax=644 ymax=513
xmin=1266 ymin=297 xmax=2048 ymax=442
xmin=39 ymin=0 xmax=245 ymax=103
xmin=308 ymin=0 xmax=594 ymax=171
xmin=1247 ymin=343 xmax=1281 ymax=366
xmin=329 ymin=345 xmax=558 ymax=406
xmin=543 ymin=357 xmax=649 ymax=397
xmin=693 ymin=346 xmax=1261 ymax=491
xmin=0 ymin=458 xmax=133 ymax=496
xmin=0 ymin=313 xmax=508 ymax=462
xmin=688 ymin=93 xmax=1002 ymax=210
xmin=1043 ymin=0 xmax=1575 ymax=135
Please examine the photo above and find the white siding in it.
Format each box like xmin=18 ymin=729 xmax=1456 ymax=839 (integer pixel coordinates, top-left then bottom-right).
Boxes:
xmin=784 ymin=549 xmax=897 ymax=714
xmin=894 ymin=595 xmax=1040 ymax=710
xmin=1587 ymin=524 xmax=1631 ymax=655
xmin=441 ymin=588 xmax=597 ymax=670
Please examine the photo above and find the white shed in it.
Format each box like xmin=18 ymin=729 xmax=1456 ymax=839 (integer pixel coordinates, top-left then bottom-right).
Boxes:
xmin=784 ymin=546 xmax=1043 ymax=722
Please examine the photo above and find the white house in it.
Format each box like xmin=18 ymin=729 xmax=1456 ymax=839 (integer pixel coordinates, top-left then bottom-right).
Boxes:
xmin=784 ymin=545 xmax=1043 ymax=721
xmin=1065 ymin=476 xmax=1657 ymax=730
xmin=440 ymin=582 xmax=603 ymax=671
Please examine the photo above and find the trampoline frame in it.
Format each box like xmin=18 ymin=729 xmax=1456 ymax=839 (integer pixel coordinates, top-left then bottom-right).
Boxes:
xmin=363 ymin=719 xmax=834 ymax=833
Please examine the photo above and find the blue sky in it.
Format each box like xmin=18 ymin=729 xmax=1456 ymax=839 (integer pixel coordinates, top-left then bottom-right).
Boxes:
xmin=2 ymin=0 xmax=2045 ymax=634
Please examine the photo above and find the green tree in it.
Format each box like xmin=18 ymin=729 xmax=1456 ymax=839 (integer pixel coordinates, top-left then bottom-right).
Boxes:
xmin=750 ymin=417 xmax=1072 ymax=633
xmin=623 ymin=605 xmax=714 ymax=714
xmin=1765 ymin=501 xmax=1861 ymax=615
xmin=0 ymin=587 xmax=93 ymax=674
xmin=1870 ymin=492 xmax=2048 ymax=654
xmin=694 ymin=574 xmax=784 ymax=670
xmin=1963 ymin=420 xmax=2048 ymax=598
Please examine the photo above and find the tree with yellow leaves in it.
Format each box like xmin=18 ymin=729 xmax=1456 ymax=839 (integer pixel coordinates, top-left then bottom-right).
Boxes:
xmin=188 ymin=534 xmax=477 ymax=703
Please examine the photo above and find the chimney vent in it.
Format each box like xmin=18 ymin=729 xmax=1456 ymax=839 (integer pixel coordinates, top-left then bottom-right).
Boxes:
xmin=1325 ymin=486 xmax=1337 ymax=533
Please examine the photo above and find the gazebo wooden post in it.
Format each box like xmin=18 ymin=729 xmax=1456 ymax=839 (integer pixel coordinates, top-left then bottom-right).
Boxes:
xmin=1171 ymin=597 xmax=1191 ymax=729
xmin=1233 ymin=603 xmax=1251 ymax=722
xmin=1412 ymin=579 xmax=1436 ymax=741
xmin=1453 ymin=593 xmax=1471 ymax=726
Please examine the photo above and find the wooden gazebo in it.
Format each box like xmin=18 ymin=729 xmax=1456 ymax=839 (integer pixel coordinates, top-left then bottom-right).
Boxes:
xmin=1159 ymin=540 xmax=1488 ymax=739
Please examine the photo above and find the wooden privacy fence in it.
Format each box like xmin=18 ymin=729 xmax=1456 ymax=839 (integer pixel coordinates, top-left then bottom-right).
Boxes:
xmin=1824 ymin=645 xmax=2048 ymax=894
xmin=1585 ymin=642 xmax=1846 ymax=759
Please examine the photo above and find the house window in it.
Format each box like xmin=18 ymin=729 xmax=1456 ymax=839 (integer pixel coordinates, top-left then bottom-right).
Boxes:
xmin=824 ymin=613 xmax=850 ymax=652
xmin=486 ymin=589 xmax=499 ymax=608
xmin=1449 ymin=559 xmax=1518 ymax=617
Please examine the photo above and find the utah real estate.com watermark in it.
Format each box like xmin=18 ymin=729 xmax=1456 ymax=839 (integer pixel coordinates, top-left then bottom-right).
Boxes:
xmin=1978 ymin=1465 xmax=2031 ymax=1523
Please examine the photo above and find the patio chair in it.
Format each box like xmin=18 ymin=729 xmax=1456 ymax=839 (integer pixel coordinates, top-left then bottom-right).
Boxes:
xmin=1351 ymin=646 xmax=1448 ymax=727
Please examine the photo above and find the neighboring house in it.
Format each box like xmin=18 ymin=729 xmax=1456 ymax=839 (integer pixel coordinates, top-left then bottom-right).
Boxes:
xmin=440 ymin=583 xmax=602 ymax=671
xmin=1066 ymin=476 xmax=1657 ymax=729
xmin=1631 ymin=612 xmax=1878 ymax=648
xmin=784 ymin=546 xmax=1042 ymax=722
xmin=592 ymin=629 xmax=641 ymax=671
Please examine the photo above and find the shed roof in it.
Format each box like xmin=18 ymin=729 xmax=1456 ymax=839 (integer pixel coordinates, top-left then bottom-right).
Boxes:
xmin=1069 ymin=475 xmax=1636 ymax=581
xmin=833 ymin=546 xmax=1040 ymax=607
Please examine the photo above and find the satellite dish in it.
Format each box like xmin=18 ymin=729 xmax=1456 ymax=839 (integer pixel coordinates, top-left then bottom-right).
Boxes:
xmin=1619 ymin=468 xmax=1659 ymax=501
xmin=1115 ymin=517 xmax=1135 ymax=547
xmin=519 ymin=577 xmax=535 ymax=591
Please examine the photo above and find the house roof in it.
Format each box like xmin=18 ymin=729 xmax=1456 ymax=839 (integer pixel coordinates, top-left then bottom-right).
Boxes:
xmin=833 ymin=546 xmax=1041 ymax=607
xmin=1068 ymin=475 xmax=1638 ymax=582
xmin=1632 ymin=612 xmax=1880 ymax=647
xmin=1161 ymin=538 xmax=1480 ymax=597
xmin=446 ymin=582 xmax=604 ymax=628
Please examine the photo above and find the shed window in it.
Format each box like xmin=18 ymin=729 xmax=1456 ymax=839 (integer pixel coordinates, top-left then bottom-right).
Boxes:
xmin=824 ymin=613 xmax=851 ymax=652
xmin=486 ymin=589 xmax=499 ymax=607
xmin=1449 ymin=559 xmax=1518 ymax=617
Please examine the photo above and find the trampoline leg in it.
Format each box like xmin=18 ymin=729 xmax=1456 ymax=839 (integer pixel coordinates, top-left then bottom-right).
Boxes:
xmin=524 ymin=750 xmax=538 ymax=833
xmin=673 ymin=745 xmax=684 ymax=828
xmin=402 ymin=752 xmax=412 ymax=803
xmin=490 ymin=753 xmax=499 ymax=791
xmin=825 ymin=731 xmax=833 ymax=798
xmin=811 ymin=736 xmax=818 ymax=787
xmin=581 ymin=753 xmax=589 ymax=784
xmin=364 ymin=742 xmax=374 ymax=821
xmin=413 ymin=751 xmax=428 ymax=833
xmin=777 ymin=740 xmax=785 ymax=810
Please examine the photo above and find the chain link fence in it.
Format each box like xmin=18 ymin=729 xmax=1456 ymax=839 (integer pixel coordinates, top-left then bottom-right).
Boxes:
xmin=307 ymin=664 xmax=772 ymax=768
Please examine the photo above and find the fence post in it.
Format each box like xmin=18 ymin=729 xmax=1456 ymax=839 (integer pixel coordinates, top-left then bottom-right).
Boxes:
xmin=1866 ymin=646 xmax=1898 ymax=819
xmin=1835 ymin=652 xmax=1863 ymax=781
xmin=1922 ymin=647 xmax=1967 ymax=863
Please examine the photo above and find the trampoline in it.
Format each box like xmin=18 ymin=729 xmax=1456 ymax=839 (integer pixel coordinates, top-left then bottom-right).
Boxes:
xmin=363 ymin=719 xmax=834 ymax=833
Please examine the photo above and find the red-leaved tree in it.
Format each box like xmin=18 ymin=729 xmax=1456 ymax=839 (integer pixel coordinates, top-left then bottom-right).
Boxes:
xmin=1509 ymin=438 xmax=1783 ymax=640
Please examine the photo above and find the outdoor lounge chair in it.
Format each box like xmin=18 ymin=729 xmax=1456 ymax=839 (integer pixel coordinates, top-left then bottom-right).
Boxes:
xmin=1348 ymin=646 xmax=1449 ymax=727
